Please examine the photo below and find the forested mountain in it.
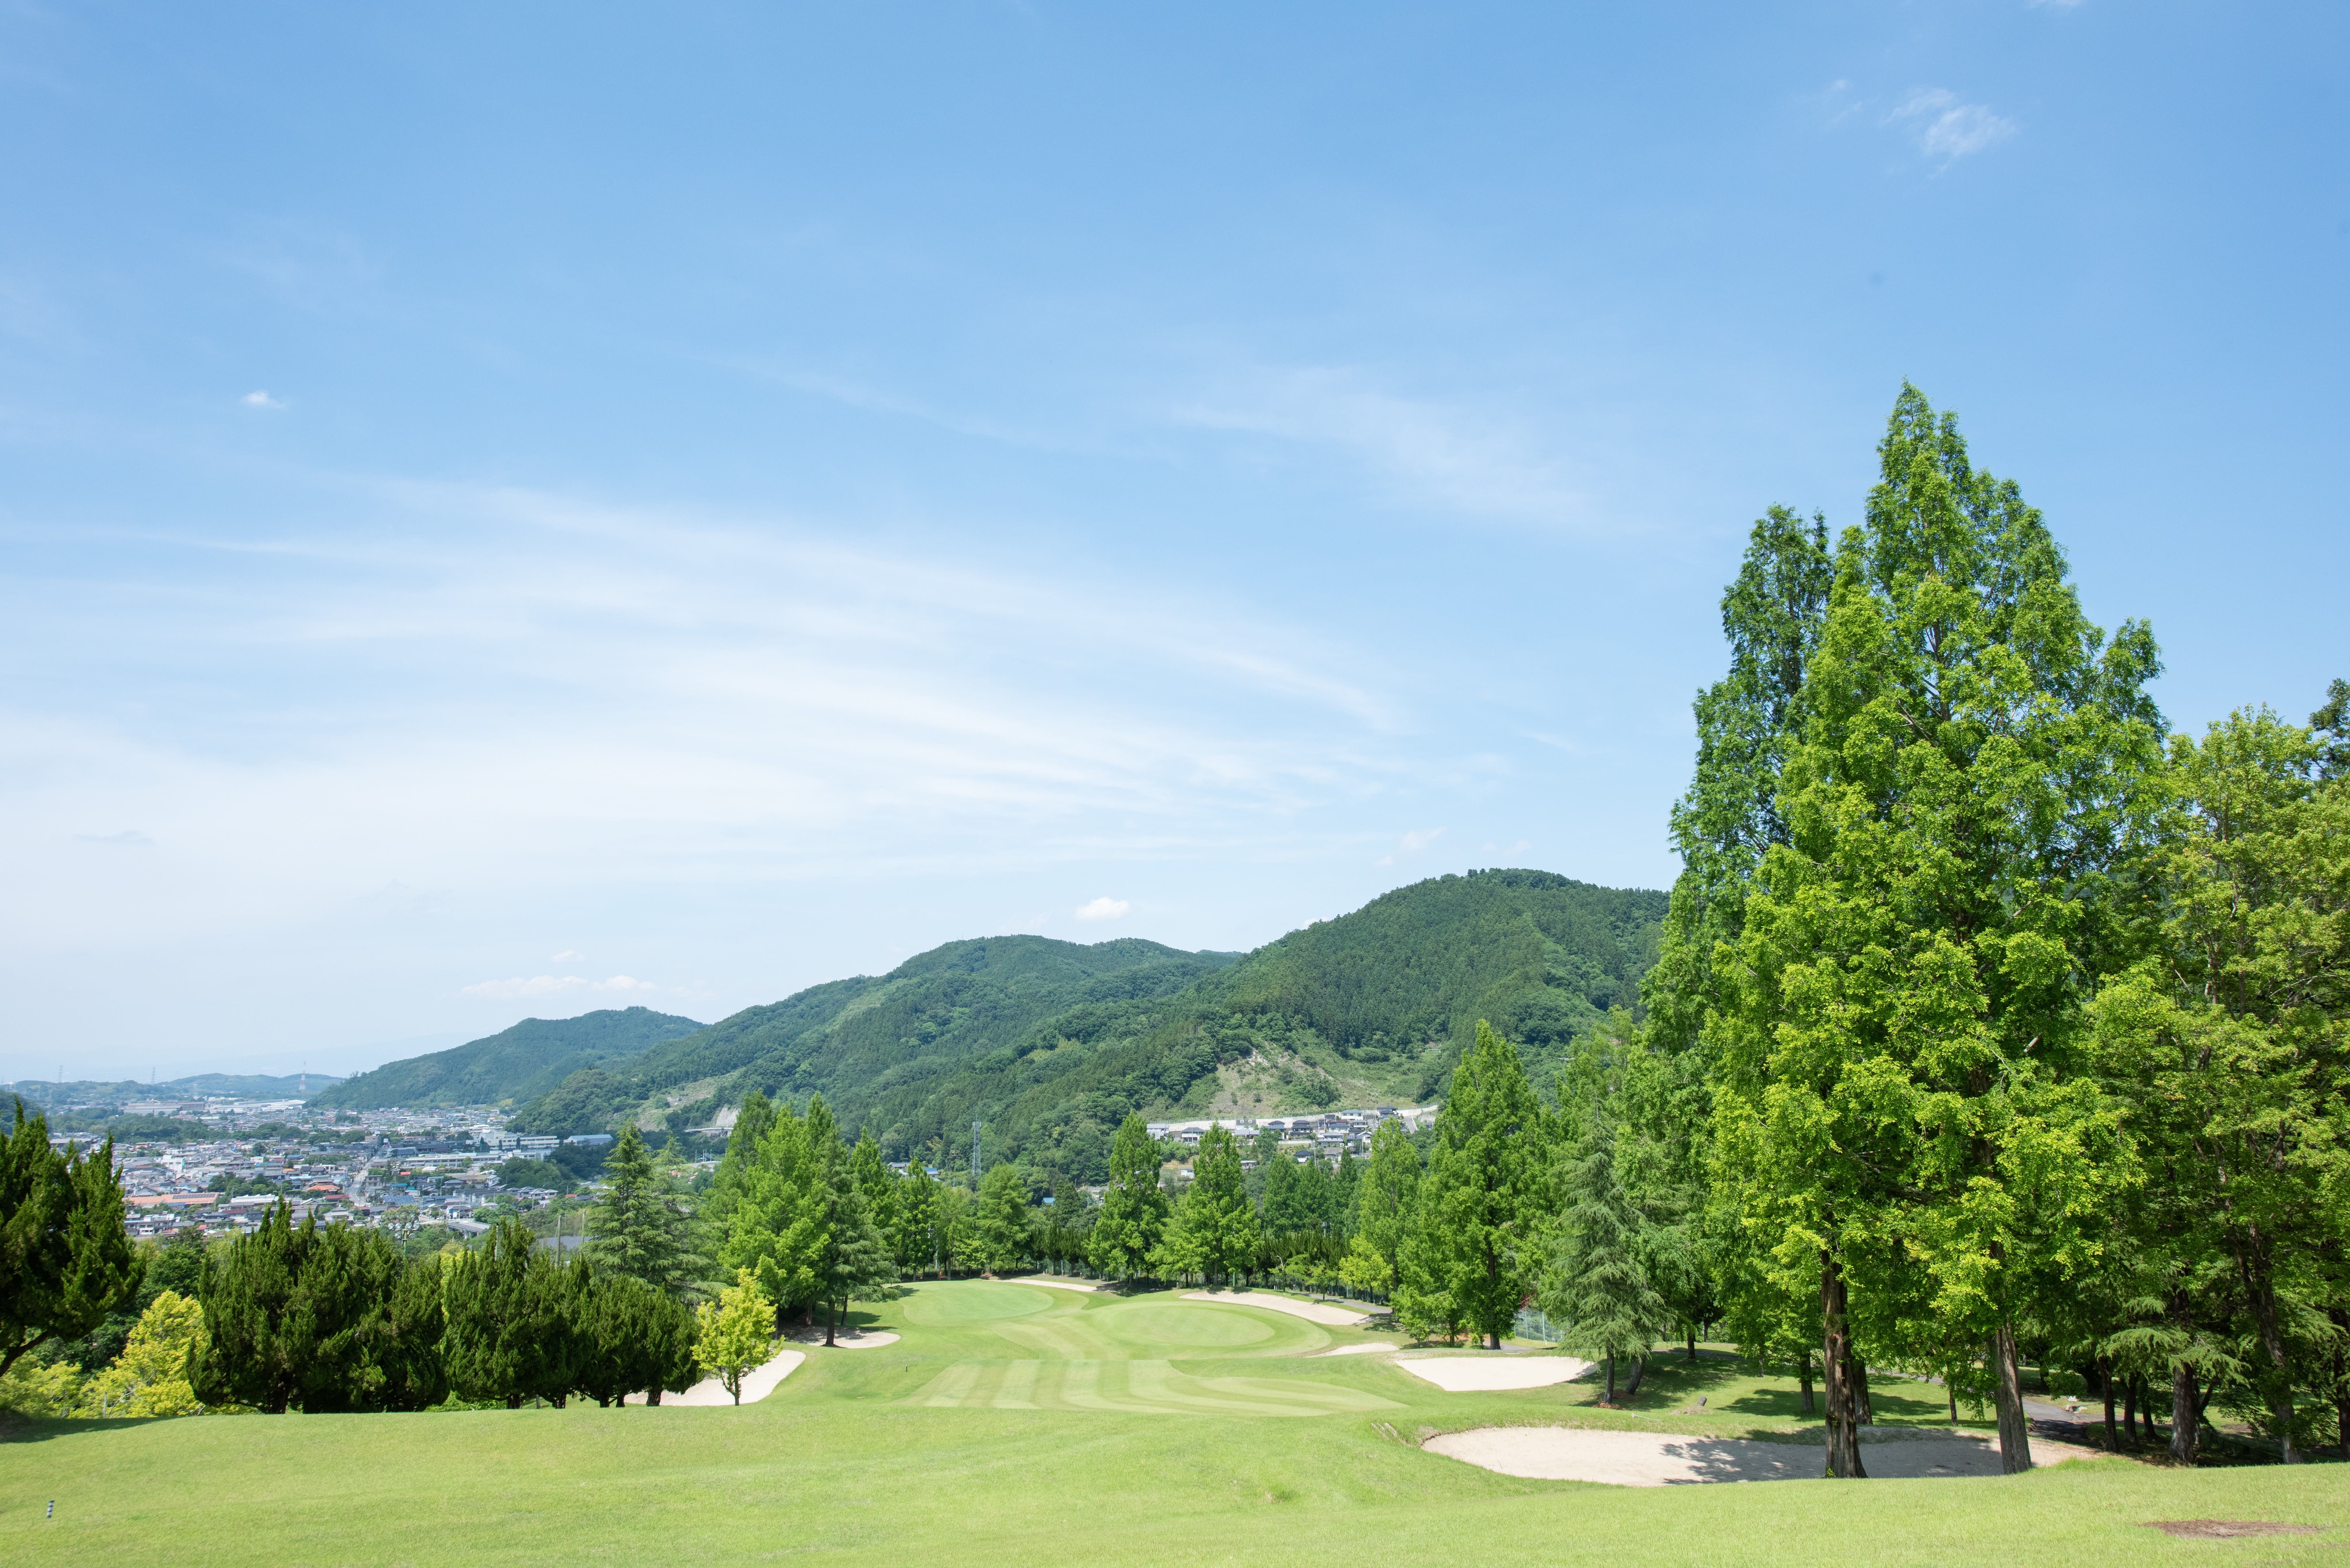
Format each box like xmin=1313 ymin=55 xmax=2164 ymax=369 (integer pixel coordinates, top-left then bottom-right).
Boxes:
xmin=3 ymin=1071 xmax=344 ymax=1109
xmin=496 ymin=871 xmax=1665 ymax=1181
xmin=504 ymin=936 xmax=1240 ymax=1145
xmin=311 ymin=1007 xmax=706 ymax=1111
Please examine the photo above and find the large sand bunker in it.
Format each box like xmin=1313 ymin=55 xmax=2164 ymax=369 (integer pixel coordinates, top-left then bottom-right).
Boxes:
xmin=1426 ymin=1425 xmax=2108 ymax=1485
xmin=628 ymin=1348 xmax=805 ymax=1406
xmin=1313 ymin=1342 xmax=1396 ymax=1357
xmin=1395 ymin=1355 xmax=1593 ymax=1391
xmin=1182 ymin=1290 xmax=1371 ymax=1327
xmin=1014 ymin=1276 xmax=1104 ymax=1293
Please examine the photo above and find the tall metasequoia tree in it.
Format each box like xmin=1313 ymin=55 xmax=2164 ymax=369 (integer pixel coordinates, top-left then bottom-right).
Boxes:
xmin=1412 ymin=1023 xmax=1543 ymax=1349
xmin=1713 ymin=385 xmax=2162 ymax=1477
xmin=2091 ymin=707 xmax=2350 ymax=1463
xmin=1086 ymin=1113 xmax=1170 ymax=1282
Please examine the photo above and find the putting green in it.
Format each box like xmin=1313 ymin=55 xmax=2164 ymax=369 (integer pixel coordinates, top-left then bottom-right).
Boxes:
xmin=889 ymin=1282 xmax=1381 ymax=1417
xmin=899 ymin=1280 xmax=1055 ymax=1326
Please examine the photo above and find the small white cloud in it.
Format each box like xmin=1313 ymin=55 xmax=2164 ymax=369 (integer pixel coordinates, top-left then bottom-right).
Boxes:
xmin=460 ymin=973 xmax=652 ymax=999
xmin=1074 ymin=896 xmax=1131 ymax=922
xmin=76 ymin=829 xmax=155 ymax=848
xmin=1889 ymin=88 xmax=2017 ymax=165
xmin=1399 ymin=826 xmax=1445 ymax=854
xmin=242 ymin=390 xmax=285 ymax=409
xmin=550 ymin=950 xmax=582 ymax=962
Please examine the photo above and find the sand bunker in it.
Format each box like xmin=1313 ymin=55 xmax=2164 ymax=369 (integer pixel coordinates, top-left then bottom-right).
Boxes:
xmin=1426 ymin=1426 xmax=2108 ymax=1485
xmin=1014 ymin=1276 xmax=1104 ymax=1293
xmin=1183 ymin=1290 xmax=1371 ymax=1327
xmin=1313 ymin=1342 xmax=1396 ymax=1357
xmin=1395 ymin=1355 xmax=1593 ymax=1391
xmin=629 ymin=1348 xmax=804 ymax=1407
xmin=792 ymin=1329 xmax=900 ymax=1349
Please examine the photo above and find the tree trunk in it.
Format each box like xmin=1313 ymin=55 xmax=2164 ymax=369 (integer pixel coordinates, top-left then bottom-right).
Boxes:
xmin=1819 ymin=1251 xmax=1866 ymax=1478
xmin=506 ymin=1393 xmax=522 ymax=1410
xmin=647 ymin=1389 xmax=662 ymax=1406
xmin=1604 ymin=1351 xmax=1616 ymax=1404
xmin=2099 ymin=1355 xmax=2118 ymax=1451
xmin=2245 ymin=1266 xmax=2300 ymax=1462
xmin=1797 ymin=1348 xmax=1815 ymax=1415
xmin=825 ymin=1297 xmax=838 ymax=1348
xmin=2170 ymin=1362 xmax=2200 ymax=1465
xmin=2123 ymin=1376 xmax=2139 ymax=1444
xmin=1687 ymin=1323 xmax=1698 ymax=1362
xmin=1486 ymin=1330 xmax=1501 ymax=1350
xmin=1948 ymin=1383 xmax=1958 ymax=1424
xmin=1854 ymin=1360 xmax=1875 ymax=1427
xmin=1989 ymin=1320 xmax=2033 ymax=1473
xmin=2332 ymin=1307 xmax=2350 ymax=1460
xmin=1624 ymin=1355 xmax=1645 ymax=1398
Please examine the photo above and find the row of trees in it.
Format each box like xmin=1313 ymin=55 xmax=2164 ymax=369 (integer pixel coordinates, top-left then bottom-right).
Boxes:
xmin=189 ymin=1207 xmax=700 ymax=1411
xmin=1625 ymin=385 xmax=2349 ymax=1476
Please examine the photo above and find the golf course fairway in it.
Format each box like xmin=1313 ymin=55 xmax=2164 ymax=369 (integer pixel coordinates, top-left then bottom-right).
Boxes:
xmin=7 ymin=1280 xmax=2342 ymax=1567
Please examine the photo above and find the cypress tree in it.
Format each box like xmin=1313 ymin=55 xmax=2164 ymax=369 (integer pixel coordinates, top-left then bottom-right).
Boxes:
xmin=189 ymin=1202 xmax=311 ymax=1413
xmin=894 ymin=1157 xmax=939 ymax=1277
xmin=2 ymin=1101 xmax=143 ymax=1382
xmin=443 ymin=1217 xmax=560 ymax=1408
xmin=587 ymin=1124 xmax=701 ymax=1296
xmin=968 ymin=1165 xmax=1033 ymax=1278
xmin=1541 ymin=1121 xmax=1672 ymax=1402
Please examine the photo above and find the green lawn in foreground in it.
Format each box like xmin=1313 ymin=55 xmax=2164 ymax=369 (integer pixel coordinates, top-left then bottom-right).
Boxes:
xmin=7 ymin=1280 xmax=2343 ymax=1568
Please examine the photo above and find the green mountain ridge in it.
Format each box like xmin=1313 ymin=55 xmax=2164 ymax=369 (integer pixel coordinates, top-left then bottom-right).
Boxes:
xmin=503 ymin=869 xmax=1666 ymax=1181
xmin=310 ymin=1006 xmax=707 ymax=1111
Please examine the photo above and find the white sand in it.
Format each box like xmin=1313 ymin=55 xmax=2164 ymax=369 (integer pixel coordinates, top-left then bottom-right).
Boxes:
xmin=1013 ymin=1276 xmax=1104 ymax=1293
xmin=1313 ymin=1341 xmax=1396 ymax=1357
xmin=1182 ymin=1290 xmax=1372 ymax=1327
xmin=1395 ymin=1355 xmax=1593 ymax=1391
xmin=1425 ymin=1426 xmax=2110 ymax=1485
xmin=627 ymin=1348 xmax=804 ymax=1407
xmin=791 ymin=1329 xmax=900 ymax=1349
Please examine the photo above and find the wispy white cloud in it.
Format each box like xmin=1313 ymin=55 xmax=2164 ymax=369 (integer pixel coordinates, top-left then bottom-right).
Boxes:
xmin=1176 ymin=366 xmax=1588 ymax=530
xmin=1073 ymin=896 xmax=1130 ymax=922
xmin=1375 ymin=825 xmax=1446 ymax=866
xmin=1889 ymin=88 xmax=2017 ymax=165
xmin=459 ymin=974 xmax=653 ymax=999
xmin=241 ymin=390 xmax=285 ymax=410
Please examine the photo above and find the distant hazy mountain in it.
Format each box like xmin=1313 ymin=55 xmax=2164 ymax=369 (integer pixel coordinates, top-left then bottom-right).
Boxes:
xmin=309 ymin=1006 xmax=706 ymax=1111
xmin=2 ymin=1071 xmax=345 ymax=1110
xmin=488 ymin=869 xmax=1665 ymax=1182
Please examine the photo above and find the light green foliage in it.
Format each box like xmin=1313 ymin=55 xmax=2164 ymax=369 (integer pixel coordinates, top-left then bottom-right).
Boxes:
xmin=1 ymin=1098 xmax=144 ymax=1381
xmin=1710 ymin=386 xmax=2163 ymax=1472
xmin=79 ymin=1289 xmax=205 ymax=1417
xmin=1152 ymin=1125 xmax=1258 ymax=1285
xmin=1085 ymin=1113 xmax=1169 ymax=1279
xmin=718 ymin=1097 xmax=824 ymax=1323
xmin=1407 ymin=1023 xmax=1543 ymax=1348
xmin=692 ymin=1270 xmax=775 ymax=1405
xmin=1343 ymin=1121 xmax=1419 ymax=1300
xmin=1541 ymin=1122 xmax=1672 ymax=1402
xmin=969 ymin=1166 xmax=1032 ymax=1274
xmin=587 ymin=1124 xmax=705 ymax=1297
xmin=314 ymin=1006 xmax=705 ymax=1114
xmin=893 ymin=1157 xmax=940 ymax=1275
xmin=2090 ymin=706 xmax=2350 ymax=1460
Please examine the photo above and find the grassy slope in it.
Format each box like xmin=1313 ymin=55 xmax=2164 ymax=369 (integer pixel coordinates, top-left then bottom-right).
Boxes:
xmin=10 ymin=1284 xmax=2339 ymax=1568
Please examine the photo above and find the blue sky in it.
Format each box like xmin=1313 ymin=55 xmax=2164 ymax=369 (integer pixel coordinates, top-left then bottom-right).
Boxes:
xmin=4 ymin=2 xmax=2343 ymax=1083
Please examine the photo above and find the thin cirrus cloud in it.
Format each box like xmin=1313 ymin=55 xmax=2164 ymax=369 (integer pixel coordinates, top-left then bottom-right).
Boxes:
xmin=1074 ymin=896 xmax=1131 ymax=922
xmin=1888 ymin=88 xmax=2018 ymax=165
xmin=241 ymin=390 xmax=285 ymax=409
xmin=0 ymin=478 xmax=1426 ymax=955
xmin=1174 ymin=365 xmax=1587 ymax=531
xmin=460 ymin=974 xmax=654 ymax=999
xmin=1375 ymin=825 xmax=1445 ymax=867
